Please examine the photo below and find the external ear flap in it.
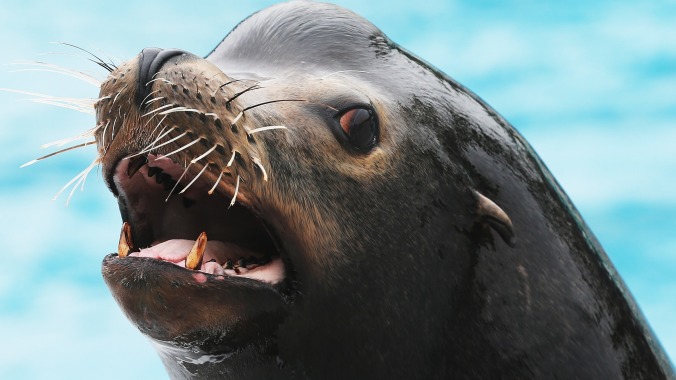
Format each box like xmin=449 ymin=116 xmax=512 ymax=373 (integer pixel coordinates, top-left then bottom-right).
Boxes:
xmin=473 ymin=190 xmax=516 ymax=247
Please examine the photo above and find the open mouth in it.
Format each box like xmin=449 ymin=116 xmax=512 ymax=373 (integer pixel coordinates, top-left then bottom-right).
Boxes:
xmin=112 ymin=153 xmax=286 ymax=286
xmin=93 ymin=47 xmax=298 ymax=351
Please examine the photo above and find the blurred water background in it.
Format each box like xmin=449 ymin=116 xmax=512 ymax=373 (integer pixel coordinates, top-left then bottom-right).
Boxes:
xmin=0 ymin=1 xmax=674 ymax=378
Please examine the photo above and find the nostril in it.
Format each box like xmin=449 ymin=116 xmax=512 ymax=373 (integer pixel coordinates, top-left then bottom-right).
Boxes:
xmin=136 ymin=48 xmax=188 ymax=108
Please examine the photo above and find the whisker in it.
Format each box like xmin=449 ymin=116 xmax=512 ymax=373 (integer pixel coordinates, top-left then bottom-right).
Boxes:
xmin=110 ymin=116 xmax=118 ymax=141
xmin=29 ymin=98 xmax=94 ymax=114
xmin=142 ymin=103 xmax=175 ymax=117
xmin=93 ymin=48 xmax=120 ymax=71
xmin=158 ymin=106 xmax=202 ymax=116
xmin=0 ymin=88 xmax=97 ymax=112
xmin=145 ymin=96 xmax=165 ymax=105
xmin=191 ymin=144 xmax=218 ymax=163
xmin=57 ymin=42 xmax=116 ymax=72
xmin=137 ymin=131 xmax=187 ymax=155
xmin=10 ymin=61 xmax=102 ymax=86
xmin=65 ymin=159 xmax=98 ymax=206
xmin=112 ymin=84 xmax=128 ymax=105
xmin=140 ymin=112 xmax=160 ymax=130
xmin=142 ymin=125 xmax=175 ymax=151
xmin=179 ymin=162 xmax=210 ymax=195
xmin=241 ymin=99 xmax=308 ymax=112
xmin=220 ymin=79 xmax=256 ymax=89
xmin=21 ymin=141 xmax=96 ymax=168
xmin=226 ymin=150 xmax=237 ymax=167
xmin=139 ymin=89 xmax=160 ymax=108
xmin=252 ymin=157 xmax=268 ymax=182
xmin=142 ymin=127 xmax=168 ymax=154
xmin=51 ymin=157 xmax=100 ymax=205
xmin=163 ymin=138 xmax=201 ymax=159
xmin=247 ymin=125 xmax=287 ymax=135
xmin=230 ymin=111 xmax=243 ymax=126
xmin=93 ymin=95 xmax=112 ymax=108
xmin=208 ymin=171 xmax=225 ymax=195
xmin=166 ymin=162 xmax=192 ymax=202
xmin=42 ymin=126 xmax=99 ymax=148
xmin=101 ymin=120 xmax=111 ymax=151
xmin=229 ymin=175 xmax=241 ymax=208
xmin=126 ymin=126 xmax=178 ymax=159
xmin=211 ymin=78 xmax=258 ymax=97
xmin=225 ymin=83 xmax=261 ymax=104
xmin=146 ymin=115 xmax=168 ymax=144
xmin=146 ymin=77 xmax=175 ymax=86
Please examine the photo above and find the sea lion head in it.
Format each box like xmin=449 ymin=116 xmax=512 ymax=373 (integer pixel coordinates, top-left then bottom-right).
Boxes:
xmin=97 ymin=3 xmax=493 ymax=378
xmin=93 ymin=2 xmax=673 ymax=380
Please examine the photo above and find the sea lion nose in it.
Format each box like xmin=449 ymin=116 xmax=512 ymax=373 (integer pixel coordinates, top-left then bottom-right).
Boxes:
xmin=136 ymin=47 xmax=192 ymax=108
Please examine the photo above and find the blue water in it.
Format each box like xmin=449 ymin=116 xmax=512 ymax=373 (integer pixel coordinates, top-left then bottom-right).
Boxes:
xmin=1 ymin=1 xmax=674 ymax=378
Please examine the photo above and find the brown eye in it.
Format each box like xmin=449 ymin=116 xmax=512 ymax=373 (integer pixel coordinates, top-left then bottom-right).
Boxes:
xmin=338 ymin=108 xmax=378 ymax=153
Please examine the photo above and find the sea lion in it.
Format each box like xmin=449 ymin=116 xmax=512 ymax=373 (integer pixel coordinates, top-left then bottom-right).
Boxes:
xmin=90 ymin=1 xmax=675 ymax=379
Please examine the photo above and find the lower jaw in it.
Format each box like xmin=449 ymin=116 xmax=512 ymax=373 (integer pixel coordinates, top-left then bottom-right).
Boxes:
xmin=101 ymin=253 xmax=290 ymax=345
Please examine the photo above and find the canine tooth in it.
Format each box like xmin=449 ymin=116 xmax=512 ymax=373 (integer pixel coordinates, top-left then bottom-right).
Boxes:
xmin=185 ymin=232 xmax=207 ymax=270
xmin=117 ymin=222 xmax=133 ymax=258
xmin=126 ymin=155 xmax=147 ymax=178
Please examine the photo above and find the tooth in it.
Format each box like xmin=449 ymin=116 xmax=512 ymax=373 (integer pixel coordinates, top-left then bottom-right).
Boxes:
xmin=126 ymin=155 xmax=148 ymax=178
xmin=117 ymin=222 xmax=133 ymax=258
xmin=185 ymin=232 xmax=207 ymax=270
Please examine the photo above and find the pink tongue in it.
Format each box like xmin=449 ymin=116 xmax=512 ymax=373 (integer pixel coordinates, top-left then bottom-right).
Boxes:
xmin=128 ymin=239 xmax=286 ymax=284
xmin=131 ymin=239 xmax=256 ymax=265
xmin=132 ymin=239 xmax=222 ymax=265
